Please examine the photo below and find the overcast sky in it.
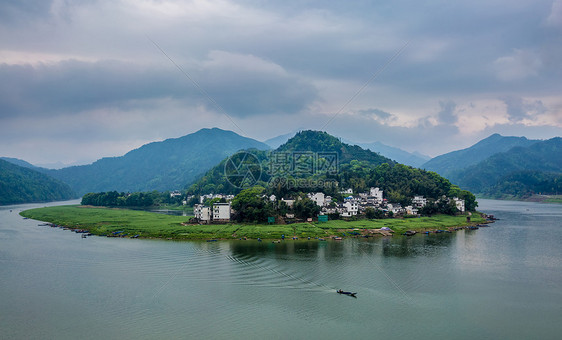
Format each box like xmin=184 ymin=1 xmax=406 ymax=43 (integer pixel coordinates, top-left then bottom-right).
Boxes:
xmin=1 ymin=0 xmax=561 ymax=166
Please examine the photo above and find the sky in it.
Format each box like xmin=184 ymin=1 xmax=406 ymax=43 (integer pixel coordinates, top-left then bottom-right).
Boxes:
xmin=1 ymin=0 xmax=561 ymax=167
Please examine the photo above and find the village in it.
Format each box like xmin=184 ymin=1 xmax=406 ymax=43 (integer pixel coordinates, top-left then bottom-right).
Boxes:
xmin=191 ymin=187 xmax=466 ymax=224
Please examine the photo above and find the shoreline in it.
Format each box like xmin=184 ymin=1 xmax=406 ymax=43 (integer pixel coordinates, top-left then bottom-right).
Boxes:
xmin=477 ymin=194 xmax=562 ymax=204
xmin=20 ymin=205 xmax=490 ymax=241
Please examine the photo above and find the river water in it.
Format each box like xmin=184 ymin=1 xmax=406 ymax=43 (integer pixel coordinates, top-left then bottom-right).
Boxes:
xmin=1 ymin=199 xmax=561 ymax=339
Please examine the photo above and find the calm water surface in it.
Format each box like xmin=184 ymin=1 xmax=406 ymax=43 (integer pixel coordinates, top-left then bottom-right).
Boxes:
xmin=1 ymin=199 xmax=561 ymax=339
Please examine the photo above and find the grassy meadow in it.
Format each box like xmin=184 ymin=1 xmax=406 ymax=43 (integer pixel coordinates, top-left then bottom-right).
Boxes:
xmin=20 ymin=205 xmax=485 ymax=240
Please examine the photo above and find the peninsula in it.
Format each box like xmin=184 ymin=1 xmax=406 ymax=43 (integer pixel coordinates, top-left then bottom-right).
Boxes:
xmin=20 ymin=205 xmax=487 ymax=240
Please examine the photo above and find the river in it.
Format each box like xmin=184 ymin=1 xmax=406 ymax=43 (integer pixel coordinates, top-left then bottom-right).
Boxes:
xmin=1 ymin=199 xmax=561 ymax=339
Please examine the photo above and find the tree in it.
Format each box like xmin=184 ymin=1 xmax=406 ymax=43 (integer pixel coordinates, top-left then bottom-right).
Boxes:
xmin=293 ymin=197 xmax=320 ymax=219
xmin=231 ymin=186 xmax=273 ymax=222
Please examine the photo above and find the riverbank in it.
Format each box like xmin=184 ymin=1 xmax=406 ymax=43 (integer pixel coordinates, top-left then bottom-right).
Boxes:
xmin=477 ymin=194 xmax=562 ymax=204
xmin=20 ymin=205 xmax=487 ymax=240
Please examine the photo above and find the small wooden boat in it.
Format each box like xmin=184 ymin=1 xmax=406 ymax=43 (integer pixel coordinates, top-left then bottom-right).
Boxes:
xmin=337 ymin=289 xmax=357 ymax=297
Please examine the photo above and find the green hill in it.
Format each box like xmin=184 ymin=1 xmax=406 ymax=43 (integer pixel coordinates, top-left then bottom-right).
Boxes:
xmin=46 ymin=128 xmax=269 ymax=195
xmin=188 ymin=130 xmax=395 ymax=194
xmin=422 ymin=133 xmax=537 ymax=178
xmin=187 ymin=130 xmax=476 ymax=209
xmin=0 ymin=159 xmax=75 ymax=205
xmin=451 ymin=137 xmax=562 ymax=195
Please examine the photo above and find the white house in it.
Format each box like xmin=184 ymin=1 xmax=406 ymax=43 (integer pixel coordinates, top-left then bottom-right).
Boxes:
xmin=309 ymin=192 xmax=325 ymax=207
xmin=386 ymin=203 xmax=404 ymax=215
xmin=194 ymin=204 xmax=211 ymax=224
xmin=369 ymin=187 xmax=383 ymax=202
xmin=342 ymin=201 xmax=359 ymax=216
xmin=213 ymin=203 xmax=231 ymax=221
xmin=405 ymin=205 xmax=418 ymax=215
xmin=412 ymin=195 xmax=427 ymax=208
xmin=453 ymin=197 xmax=465 ymax=212
xmin=281 ymin=198 xmax=295 ymax=208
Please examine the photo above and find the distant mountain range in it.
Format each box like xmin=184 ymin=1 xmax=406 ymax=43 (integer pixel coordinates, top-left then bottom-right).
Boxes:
xmin=3 ymin=128 xmax=559 ymax=204
xmin=450 ymin=137 xmax=562 ymax=196
xmin=0 ymin=157 xmax=38 ymax=170
xmin=353 ymin=141 xmax=430 ymax=167
xmin=264 ymin=132 xmax=429 ymax=167
xmin=0 ymin=158 xmax=75 ymax=205
xmin=264 ymin=132 xmax=297 ymax=149
xmin=40 ymin=128 xmax=270 ymax=195
xmin=421 ymin=133 xmax=538 ymax=179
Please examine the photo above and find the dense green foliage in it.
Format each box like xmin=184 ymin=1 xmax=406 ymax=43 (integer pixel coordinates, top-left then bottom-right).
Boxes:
xmin=422 ymin=133 xmax=537 ymax=179
xmin=0 ymin=159 xmax=75 ymax=205
xmin=230 ymin=186 xmax=274 ymax=222
xmin=276 ymin=130 xmax=394 ymax=165
xmin=188 ymin=130 xmax=478 ymax=211
xmin=81 ymin=190 xmax=185 ymax=207
xmin=20 ymin=205 xmax=484 ymax=239
xmin=45 ymin=128 xmax=269 ymax=195
xmin=482 ymin=171 xmax=562 ymax=198
xmin=452 ymin=137 xmax=562 ymax=196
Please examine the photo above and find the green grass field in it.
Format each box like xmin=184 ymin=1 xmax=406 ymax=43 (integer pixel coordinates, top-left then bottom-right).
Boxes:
xmin=20 ymin=205 xmax=485 ymax=240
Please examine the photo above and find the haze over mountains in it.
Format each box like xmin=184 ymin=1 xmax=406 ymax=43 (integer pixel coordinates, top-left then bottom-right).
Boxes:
xmin=1 ymin=128 xmax=560 ymax=204
xmin=421 ymin=134 xmax=539 ymax=179
xmin=422 ymin=134 xmax=562 ymax=197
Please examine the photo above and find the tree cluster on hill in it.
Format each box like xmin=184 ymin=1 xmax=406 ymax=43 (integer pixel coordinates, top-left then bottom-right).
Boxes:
xmin=81 ymin=191 xmax=185 ymax=207
xmin=481 ymin=170 xmax=562 ymax=198
xmin=450 ymin=137 xmax=562 ymax=196
xmin=187 ymin=130 xmax=477 ymax=211
xmin=0 ymin=159 xmax=75 ymax=205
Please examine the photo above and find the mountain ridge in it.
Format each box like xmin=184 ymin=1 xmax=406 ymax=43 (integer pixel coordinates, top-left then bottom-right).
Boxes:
xmin=0 ymin=158 xmax=76 ymax=205
xmin=45 ymin=128 xmax=270 ymax=195
xmin=422 ymin=133 xmax=539 ymax=178
xmin=451 ymin=137 xmax=562 ymax=194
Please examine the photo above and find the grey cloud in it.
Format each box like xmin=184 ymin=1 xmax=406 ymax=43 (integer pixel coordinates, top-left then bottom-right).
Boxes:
xmin=502 ymin=96 xmax=547 ymax=122
xmin=358 ymin=108 xmax=392 ymax=120
xmin=0 ymin=56 xmax=318 ymax=118
xmin=437 ymin=100 xmax=457 ymax=125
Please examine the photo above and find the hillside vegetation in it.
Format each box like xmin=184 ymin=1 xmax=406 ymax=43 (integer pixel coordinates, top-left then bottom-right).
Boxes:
xmin=451 ymin=137 xmax=562 ymax=197
xmin=45 ymin=128 xmax=269 ymax=195
xmin=0 ymin=159 xmax=75 ymax=205
xmin=422 ymin=133 xmax=537 ymax=178
xmin=188 ymin=130 xmax=476 ymax=210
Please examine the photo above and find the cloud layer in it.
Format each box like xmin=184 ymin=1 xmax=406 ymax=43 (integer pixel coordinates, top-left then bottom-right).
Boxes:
xmin=1 ymin=0 xmax=561 ymax=164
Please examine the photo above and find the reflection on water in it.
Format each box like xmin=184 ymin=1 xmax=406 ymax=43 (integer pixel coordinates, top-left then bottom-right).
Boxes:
xmin=1 ymin=199 xmax=561 ymax=339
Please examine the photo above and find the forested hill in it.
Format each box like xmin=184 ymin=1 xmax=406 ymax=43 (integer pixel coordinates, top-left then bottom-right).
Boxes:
xmin=187 ymin=131 xmax=476 ymax=210
xmin=276 ymin=130 xmax=394 ymax=165
xmin=0 ymin=159 xmax=75 ymax=205
xmin=451 ymin=137 xmax=562 ymax=196
xmin=0 ymin=157 xmax=39 ymax=170
xmin=188 ymin=130 xmax=394 ymax=195
xmin=422 ymin=133 xmax=537 ymax=178
xmin=46 ymin=128 xmax=270 ymax=195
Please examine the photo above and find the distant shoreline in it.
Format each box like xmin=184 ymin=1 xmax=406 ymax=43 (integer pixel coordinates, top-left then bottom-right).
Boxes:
xmin=477 ymin=194 xmax=562 ymax=204
xmin=19 ymin=205 xmax=490 ymax=241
